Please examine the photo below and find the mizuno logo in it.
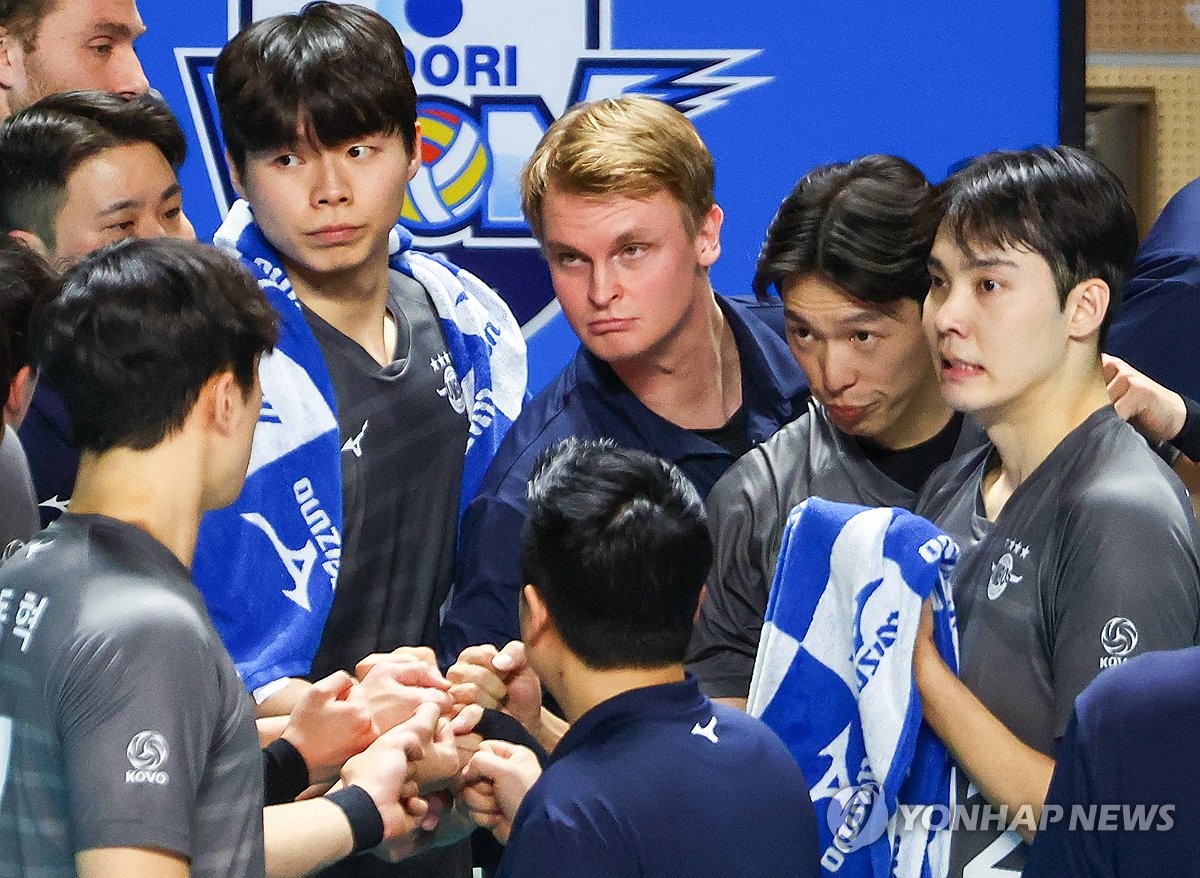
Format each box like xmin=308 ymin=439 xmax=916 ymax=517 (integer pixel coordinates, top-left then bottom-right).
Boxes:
xmin=38 ymin=495 xmax=69 ymax=513
xmin=342 ymin=420 xmax=369 ymax=458
xmin=241 ymin=513 xmax=318 ymax=611
xmin=691 ymin=716 xmax=719 ymax=744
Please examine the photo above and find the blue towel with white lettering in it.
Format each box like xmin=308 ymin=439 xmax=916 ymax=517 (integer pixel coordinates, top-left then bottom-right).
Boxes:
xmin=747 ymin=498 xmax=959 ymax=878
xmin=192 ymin=201 xmax=526 ymax=697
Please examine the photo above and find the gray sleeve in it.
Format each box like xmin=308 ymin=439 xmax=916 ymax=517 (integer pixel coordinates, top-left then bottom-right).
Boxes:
xmin=687 ymin=450 xmax=788 ymax=700
xmin=1048 ymin=483 xmax=1200 ymax=738
xmin=57 ymin=597 xmax=219 ymax=858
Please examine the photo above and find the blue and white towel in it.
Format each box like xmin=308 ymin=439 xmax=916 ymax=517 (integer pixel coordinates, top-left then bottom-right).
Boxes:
xmin=192 ymin=200 xmax=526 ymax=697
xmin=747 ymin=498 xmax=959 ymax=878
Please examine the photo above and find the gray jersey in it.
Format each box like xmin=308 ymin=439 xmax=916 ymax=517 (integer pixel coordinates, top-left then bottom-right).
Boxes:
xmin=0 ymin=514 xmax=264 ymax=878
xmin=688 ymin=397 xmax=983 ymax=698
xmin=916 ymin=406 xmax=1200 ymax=877
xmin=0 ymin=425 xmax=38 ymax=555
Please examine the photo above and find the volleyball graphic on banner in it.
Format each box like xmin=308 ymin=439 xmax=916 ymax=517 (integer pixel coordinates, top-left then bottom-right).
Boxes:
xmin=402 ymin=101 xmax=492 ymax=234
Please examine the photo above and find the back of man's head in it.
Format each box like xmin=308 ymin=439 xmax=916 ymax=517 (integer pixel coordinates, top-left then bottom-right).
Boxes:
xmin=520 ymin=438 xmax=712 ymax=670
xmin=936 ymin=145 xmax=1137 ymax=347
xmin=32 ymin=238 xmax=277 ymax=454
xmin=215 ymin=1 xmax=418 ymax=177
xmin=0 ymin=234 xmax=56 ymax=403
xmin=754 ymin=154 xmax=938 ymax=305
xmin=521 ymin=95 xmax=715 ymax=242
xmin=0 ymin=90 xmax=186 ymax=249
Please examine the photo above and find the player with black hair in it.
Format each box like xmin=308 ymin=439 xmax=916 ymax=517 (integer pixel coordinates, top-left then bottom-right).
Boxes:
xmin=0 ymin=237 xmax=449 ymax=878
xmin=0 ymin=234 xmax=55 ymax=550
xmin=460 ymin=438 xmax=820 ymax=878
xmin=915 ymin=145 xmax=1200 ymax=876
xmin=689 ymin=154 xmax=981 ymax=707
xmin=211 ymin=5 xmax=525 ymax=874
xmin=0 ymin=89 xmax=196 ymax=528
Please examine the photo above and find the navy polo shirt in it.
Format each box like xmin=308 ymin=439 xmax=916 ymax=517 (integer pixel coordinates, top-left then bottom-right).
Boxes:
xmin=497 ymin=676 xmax=819 ymax=878
xmin=438 ymin=294 xmax=808 ymax=665
xmin=17 ymin=384 xmax=77 ymax=528
xmin=1107 ymin=176 xmax=1200 ymax=402
xmin=1024 ymin=647 xmax=1200 ymax=878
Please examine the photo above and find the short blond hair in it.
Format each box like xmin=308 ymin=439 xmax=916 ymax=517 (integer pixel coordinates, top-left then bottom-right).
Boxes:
xmin=521 ymin=95 xmax=715 ymax=242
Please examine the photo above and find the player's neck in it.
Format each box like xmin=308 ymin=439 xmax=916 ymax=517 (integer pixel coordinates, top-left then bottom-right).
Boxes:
xmin=870 ymin=372 xmax=955 ymax=451
xmin=285 ymin=250 xmax=394 ymax=365
xmin=611 ymin=290 xmax=742 ymax=430
xmin=981 ymin=363 xmax=1110 ymax=518
xmin=549 ymin=654 xmax=687 ymax=725
xmin=69 ymin=443 xmax=206 ymax=568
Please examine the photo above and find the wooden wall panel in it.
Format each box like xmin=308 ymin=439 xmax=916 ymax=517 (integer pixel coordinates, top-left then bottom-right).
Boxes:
xmin=1089 ymin=0 xmax=1200 ymax=53
xmin=1088 ymin=65 xmax=1200 ymax=213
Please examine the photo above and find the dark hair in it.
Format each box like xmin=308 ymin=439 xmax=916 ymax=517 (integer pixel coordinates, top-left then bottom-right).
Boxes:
xmin=520 ymin=438 xmax=712 ymax=670
xmin=0 ymin=90 xmax=187 ymax=248
xmin=0 ymin=0 xmax=50 ymax=49
xmin=936 ymin=145 xmax=1137 ymax=346
xmin=754 ymin=154 xmax=937 ymax=306
xmin=32 ymin=238 xmax=277 ymax=453
xmin=215 ymin=1 xmax=417 ymax=176
xmin=0 ymin=236 xmax=58 ymax=393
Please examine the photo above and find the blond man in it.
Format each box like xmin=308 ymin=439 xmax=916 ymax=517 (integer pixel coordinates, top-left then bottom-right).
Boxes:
xmin=439 ymin=95 xmax=808 ymax=665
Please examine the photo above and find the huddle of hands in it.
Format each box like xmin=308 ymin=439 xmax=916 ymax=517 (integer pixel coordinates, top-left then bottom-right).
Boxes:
xmin=273 ymin=642 xmax=547 ymax=857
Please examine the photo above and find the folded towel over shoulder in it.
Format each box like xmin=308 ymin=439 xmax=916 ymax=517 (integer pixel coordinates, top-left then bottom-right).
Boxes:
xmin=191 ymin=201 xmax=525 ymax=696
xmin=748 ymin=498 xmax=959 ymax=878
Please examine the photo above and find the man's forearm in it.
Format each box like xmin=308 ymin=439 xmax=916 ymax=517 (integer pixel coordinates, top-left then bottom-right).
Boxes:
xmin=916 ymin=654 xmax=1054 ymax=841
xmin=264 ymin=798 xmax=356 ymax=878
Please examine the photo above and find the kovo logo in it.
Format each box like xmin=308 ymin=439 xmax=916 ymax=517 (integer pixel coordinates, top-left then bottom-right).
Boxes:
xmin=126 ymin=730 xmax=170 ymax=785
xmin=179 ymin=1 xmax=769 ymax=319
xmin=823 ymin=783 xmax=888 ymax=870
xmin=1099 ymin=616 xmax=1138 ymax=669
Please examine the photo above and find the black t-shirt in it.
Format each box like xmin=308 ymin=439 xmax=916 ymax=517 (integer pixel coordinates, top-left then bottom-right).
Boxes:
xmin=305 ymin=271 xmax=468 ymax=676
xmin=692 ymin=406 xmax=750 ymax=458
xmin=859 ymin=411 xmax=965 ymax=493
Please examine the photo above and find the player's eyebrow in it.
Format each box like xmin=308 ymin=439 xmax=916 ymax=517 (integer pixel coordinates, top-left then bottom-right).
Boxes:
xmin=96 ymin=198 xmax=143 ymax=217
xmin=92 ymin=20 xmax=147 ymax=40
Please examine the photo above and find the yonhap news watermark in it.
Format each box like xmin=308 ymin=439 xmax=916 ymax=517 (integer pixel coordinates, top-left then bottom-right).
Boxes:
xmin=827 ymin=784 xmax=1176 ymax=856
xmin=893 ymin=802 xmax=1175 ymax=834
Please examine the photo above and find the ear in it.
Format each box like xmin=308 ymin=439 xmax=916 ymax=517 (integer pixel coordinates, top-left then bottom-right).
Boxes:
xmin=204 ymin=370 xmax=244 ymax=438
xmin=7 ymin=229 xmax=49 ymax=261
xmin=694 ymin=203 xmax=723 ymax=269
xmin=226 ymin=150 xmax=247 ymax=200
xmin=1064 ymin=277 xmax=1109 ymax=342
xmin=4 ymin=364 xmax=36 ymax=428
xmin=520 ymin=583 xmax=554 ymax=646
xmin=0 ymin=25 xmax=24 ymax=90
xmin=404 ymin=120 xmax=423 ymax=184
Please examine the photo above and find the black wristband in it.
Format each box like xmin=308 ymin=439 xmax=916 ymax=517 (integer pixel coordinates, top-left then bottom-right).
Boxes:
xmin=262 ymin=738 xmax=310 ymax=806
xmin=326 ymin=785 xmax=386 ymax=853
xmin=1172 ymin=395 xmax=1200 ymax=462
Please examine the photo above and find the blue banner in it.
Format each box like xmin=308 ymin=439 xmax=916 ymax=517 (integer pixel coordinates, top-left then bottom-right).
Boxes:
xmin=139 ymin=0 xmax=1062 ymax=391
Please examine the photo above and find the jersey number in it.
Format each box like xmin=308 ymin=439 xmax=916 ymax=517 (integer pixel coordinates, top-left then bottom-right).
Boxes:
xmin=964 ymin=830 xmax=1023 ymax=878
